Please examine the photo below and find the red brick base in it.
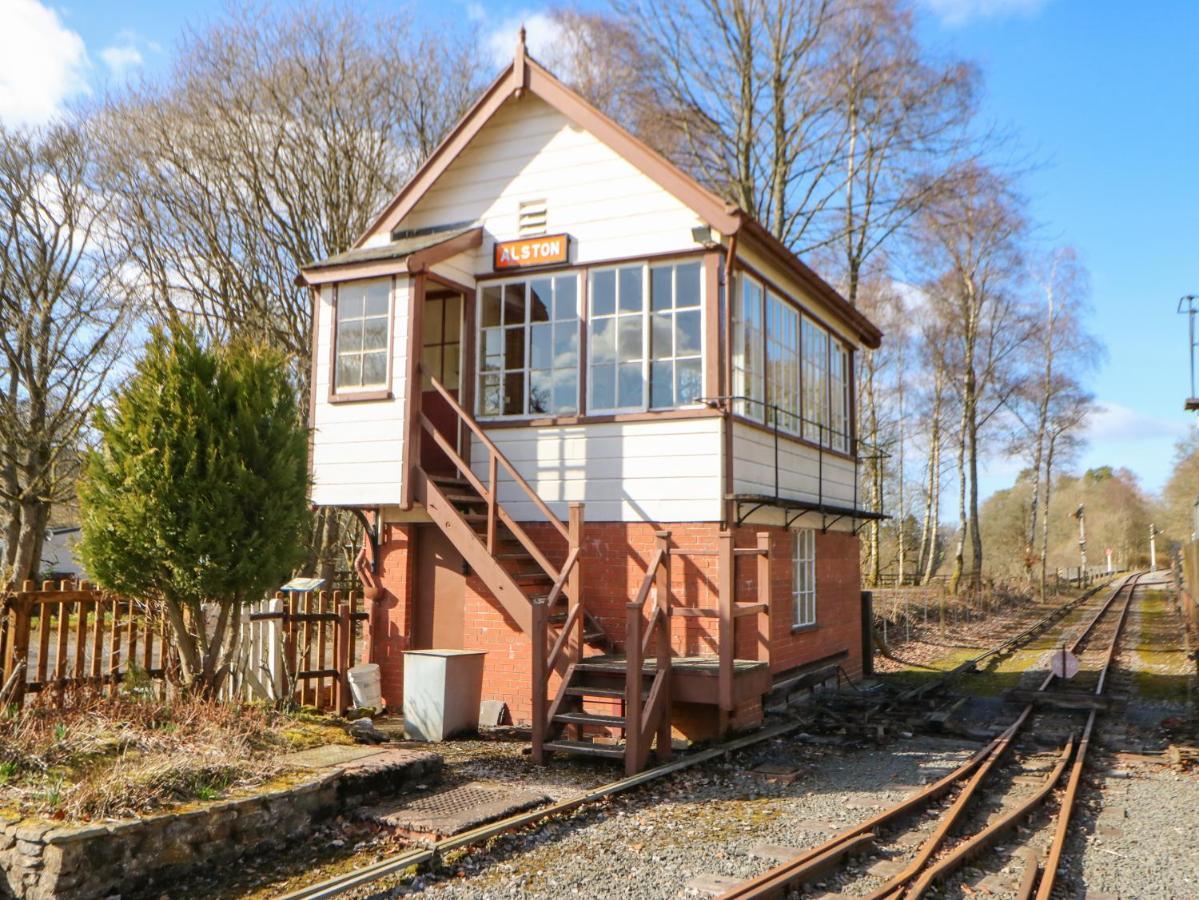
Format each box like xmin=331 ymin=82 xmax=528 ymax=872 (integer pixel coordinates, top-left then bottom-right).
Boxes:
xmin=370 ymin=520 xmax=862 ymax=726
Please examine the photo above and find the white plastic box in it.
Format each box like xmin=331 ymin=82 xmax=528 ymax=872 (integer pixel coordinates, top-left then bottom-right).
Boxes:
xmin=402 ymin=649 xmax=487 ymax=741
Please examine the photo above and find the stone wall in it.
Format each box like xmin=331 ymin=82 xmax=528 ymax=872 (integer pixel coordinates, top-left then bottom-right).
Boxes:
xmin=0 ymin=748 xmax=440 ymax=899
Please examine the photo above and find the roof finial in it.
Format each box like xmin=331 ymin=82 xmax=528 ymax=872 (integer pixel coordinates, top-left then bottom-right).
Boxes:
xmin=514 ymin=25 xmax=528 ymax=96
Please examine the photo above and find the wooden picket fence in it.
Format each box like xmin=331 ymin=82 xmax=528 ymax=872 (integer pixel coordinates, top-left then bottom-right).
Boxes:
xmin=0 ymin=581 xmax=369 ymax=712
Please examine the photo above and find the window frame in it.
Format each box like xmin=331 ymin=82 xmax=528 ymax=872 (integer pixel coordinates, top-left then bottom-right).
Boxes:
xmin=475 ymin=271 xmax=581 ymax=420
xmin=792 ymin=528 xmax=817 ymax=629
xmin=330 ymin=276 xmax=395 ymax=403
xmin=732 ymin=267 xmax=856 ymax=457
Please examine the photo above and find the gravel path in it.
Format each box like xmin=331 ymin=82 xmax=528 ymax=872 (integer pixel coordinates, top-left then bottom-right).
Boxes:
xmin=347 ymin=734 xmax=978 ymax=899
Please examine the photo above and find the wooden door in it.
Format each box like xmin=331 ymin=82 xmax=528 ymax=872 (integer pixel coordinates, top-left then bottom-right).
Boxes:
xmin=413 ymin=526 xmax=466 ymax=649
xmin=419 ymin=290 xmax=463 ymax=475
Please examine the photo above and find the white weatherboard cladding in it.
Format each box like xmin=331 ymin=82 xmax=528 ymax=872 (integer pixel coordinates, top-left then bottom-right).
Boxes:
xmin=731 ymin=421 xmax=857 ymax=508
xmin=471 ymin=417 xmax=723 ymax=523
xmin=396 ymin=95 xmax=707 ymax=267
xmin=311 ymin=280 xmax=409 ymax=506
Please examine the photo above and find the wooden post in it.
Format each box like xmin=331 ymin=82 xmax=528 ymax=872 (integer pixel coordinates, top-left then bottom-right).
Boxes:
xmin=487 ymin=454 xmax=499 ymax=554
xmin=90 ymin=597 xmax=105 ymax=684
xmin=4 ymin=597 xmax=30 ymax=707
xmin=54 ymin=596 xmax=70 ymax=706
xmin=654 ymin=531 xmax=672 ymax=762
xmin=284 ymin=592 xmax=298 ymax=705
xmin=74 ymin=599 xmax=89 ymax=683
xmin=860 ymin=591 xmax=874 ymax=676
xmin=108 ymin=597 xmax=122 ymax=698
xmin=267 ymin=596 xmax=285 ymax=701
xmin=756 ymin=532 xmax=771 ymax=664
xmin=335 ymin=599 xmax=351 ymax=713
xmin=531 ymin=600 xmax=546 ymax=765
xmin=717 ymin=531 xmax=735 ymax=728
xmin=625 ymin=600 xmax=644 ymax=776
xmin=567 ymin=502 xmax=584 ymax=666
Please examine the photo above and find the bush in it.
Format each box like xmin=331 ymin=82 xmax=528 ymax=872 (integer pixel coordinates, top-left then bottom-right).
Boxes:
xmin=78 ymin=326 xmax=309 ymax=693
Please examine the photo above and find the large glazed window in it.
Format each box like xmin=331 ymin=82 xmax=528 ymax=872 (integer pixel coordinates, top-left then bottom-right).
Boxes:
xmin=765 ymin=291 xmax=799 ymax=432
xmin=830 ymin=342 xmax=850 ymax=452
xmin=792 ymin=528 xmax=816 ymax=628
xmin=649 ymin=260 xmax=703 ymax=408
xmin=588 ymin=265 xmax=646 ymax=412
xmin=335 ymin=279 xmax=391 ymax=391
xmin=734 ymin=271 xmax=852 ymax=451
xmin=732 ymin=274 xmax=764 ymax=420
xmin=479 ymin=274 xmax=579 ymax=417
xmin=801 ymin=316 xmax=829 ymax=444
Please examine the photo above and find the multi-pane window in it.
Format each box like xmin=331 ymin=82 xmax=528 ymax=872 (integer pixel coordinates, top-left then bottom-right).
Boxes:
xmin=793 ymin=528 xmax=816 ymax=628
xmin=830 ymin=342 xmax=850 ymax=453
xmin=649 ymin=261 xmax=703 ymax=408
xmin=421 ymin=292 xmax=461 ymax=390
xmin=336 ymin=279 xmax=391 ymax=391
xmin=734 ymin=272 xmax=852 ymax=450
xmin=765 ymin=291 xmax=799 ymax=432
xmin=589 ymin=266 xmax=647 ymax=411
xmin=733 ymin=274 xmax=764 ymax=420
xmin=479 ymin=275 xmax=579 ymax=417
xmin=529 ymin=275 xmax=579 ymax=414
xmin=801 ymin=317 xmax=829 ymax=444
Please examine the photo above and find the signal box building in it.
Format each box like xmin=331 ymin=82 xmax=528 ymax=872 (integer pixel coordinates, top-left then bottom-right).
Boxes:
xmin=299 ymin=36 xmax=883 ymax=773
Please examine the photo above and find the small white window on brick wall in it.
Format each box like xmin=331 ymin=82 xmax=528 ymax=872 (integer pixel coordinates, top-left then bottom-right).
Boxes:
xmin=518 ymin=199 xmax=548 ymax=237
xmin=792 ymin=528 xmax=816 ymax=628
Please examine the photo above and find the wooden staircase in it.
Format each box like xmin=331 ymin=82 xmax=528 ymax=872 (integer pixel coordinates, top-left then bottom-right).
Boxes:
xmin=412 ymin=367 xmax=772 ymax=776
xmin=419 ymin=471 xmax=610 ymax=653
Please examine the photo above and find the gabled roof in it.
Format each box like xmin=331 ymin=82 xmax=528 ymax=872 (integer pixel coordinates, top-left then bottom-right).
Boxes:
xmin=347 ymin=31 xmax=882 ymax=350
xmin=299 ymin=226 xmax=483 ymax=286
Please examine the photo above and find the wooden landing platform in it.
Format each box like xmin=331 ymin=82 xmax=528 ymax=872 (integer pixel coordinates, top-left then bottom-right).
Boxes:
xmin=578 ymin=655 xmax=771 ymax=706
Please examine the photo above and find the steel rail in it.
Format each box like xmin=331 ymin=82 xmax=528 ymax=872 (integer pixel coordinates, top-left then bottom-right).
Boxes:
xmin=1033 ymin=570 xmax=1140 ymax=900
xmin=279 ymin=719 xmax=815 ymax=900
xmin=718 ymin=574 xmax=1137 ymax=900
xmin=894 ymin=575 xmax=1118 ymax=706
xmin=900 ymin=572 xmax=1140 ymax=900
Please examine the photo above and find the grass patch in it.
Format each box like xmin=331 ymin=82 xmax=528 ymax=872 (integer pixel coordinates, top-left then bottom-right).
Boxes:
xmin=0 ymin=695 xmax=352 ymax=821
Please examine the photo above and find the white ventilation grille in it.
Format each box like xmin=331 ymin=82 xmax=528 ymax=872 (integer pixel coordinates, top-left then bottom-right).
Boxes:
xmin=518 ymin=199 xmax=548 ymax=237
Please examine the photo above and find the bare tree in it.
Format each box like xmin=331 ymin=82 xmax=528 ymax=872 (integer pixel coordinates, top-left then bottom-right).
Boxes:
xmin=916 ymin=165 xmax=1032 ymax=592
xmin=96 ymin=5 xmax=482 ymax=577
xmin=824 ymin=0 xmax=977 ymax=304
xmin=618 ymin=0 xmax=843 ymax=244
xmin=1012 ymin=247 xmax=1100 ymax=593
xmin=0 ymin=121 xmax=129 ymax=584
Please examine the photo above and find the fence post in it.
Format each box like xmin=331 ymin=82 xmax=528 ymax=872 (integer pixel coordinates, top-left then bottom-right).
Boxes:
xmin=3 ymin=597 xmax=30 ymax=708
xmin=755 ymin=532 xmax=771 ymax=664
xmin=717 ymin=530 xmax=735 ymax=727
xmin=265 ymin=596 xmax=284 ymax=701
xmin=335 ymin=599 xmax=351 ymax=713
xmin=861 ymin=591 xmax=874 ymax=676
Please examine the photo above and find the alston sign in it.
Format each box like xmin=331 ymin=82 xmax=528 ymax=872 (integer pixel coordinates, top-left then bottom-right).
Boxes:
xmin=493 ymin=234 xmax=570 ymax=271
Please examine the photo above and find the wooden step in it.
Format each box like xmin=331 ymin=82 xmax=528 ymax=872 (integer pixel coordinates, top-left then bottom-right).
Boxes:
xmin=543 ymin=739 xmax=626 ymax=760
xmin=564 ymin=684 xmax=625 ymax=699
xmin=512 ymin=571 xmax=553 ymax=585
xmin=431 ymin=476 xmax=474 ymax=490
xmin=553 ymin=711 xmax=626 ymax=728
xmin=444 ymin=492 xmax=487 ymax=506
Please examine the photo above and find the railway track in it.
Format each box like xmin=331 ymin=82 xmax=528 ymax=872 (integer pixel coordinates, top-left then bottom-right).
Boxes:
xmin=719 ymin=571 xmax=1144 ymax=900
xmin=277 ymin=577 xmax=1138 ymax=900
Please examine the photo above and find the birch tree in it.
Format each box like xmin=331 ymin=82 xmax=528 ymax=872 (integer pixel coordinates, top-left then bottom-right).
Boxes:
xmin=0 ymin=122 xmax=129 ymax=585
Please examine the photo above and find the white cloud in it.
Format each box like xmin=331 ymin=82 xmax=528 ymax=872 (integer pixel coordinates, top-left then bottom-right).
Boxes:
xmin=1084 ymin=402 xmax=1189 ymax=445
xmin=920 ymin=0 xmax=1049 ymax=26
xmin=483 ymin=11 xmax=567 ymax=73
xmin=0 ymin=0 xmax=90 ymax=125
xmin=100 ymin=43 xmax=142 ymax=78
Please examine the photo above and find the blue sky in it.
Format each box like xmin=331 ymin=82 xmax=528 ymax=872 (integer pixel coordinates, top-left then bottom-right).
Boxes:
xmin=2 ymin=0 xmax=1196 ymax=500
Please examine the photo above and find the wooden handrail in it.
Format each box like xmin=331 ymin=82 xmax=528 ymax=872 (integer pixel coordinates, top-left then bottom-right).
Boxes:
xmin=422 ymin=367 xmax=569 ymax=542
xmin=420 ymin=414 xmax=564 ymax=584
xmin=545 ymin=597 xmax=582 ymax=673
